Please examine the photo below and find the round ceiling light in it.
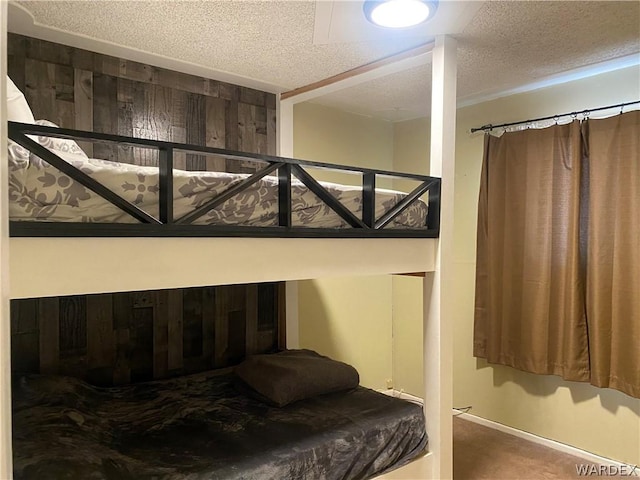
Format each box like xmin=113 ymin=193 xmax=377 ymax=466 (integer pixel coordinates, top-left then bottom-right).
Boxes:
xmin=363 ymin=0 xmax=438 ymax=29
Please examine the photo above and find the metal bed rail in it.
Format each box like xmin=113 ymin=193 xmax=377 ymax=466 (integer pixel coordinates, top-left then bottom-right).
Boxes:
xmin=8 ymin=121 xmax=441 ymax=238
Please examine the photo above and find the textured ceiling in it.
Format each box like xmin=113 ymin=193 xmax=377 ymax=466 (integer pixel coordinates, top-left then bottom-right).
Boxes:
xmin=9 ymin=0 xmax=640 ymax=122
xmin=11 ymin=0 xmax=428 ymax=88
xmin=315 ymin=63 xmax=433 ymax=121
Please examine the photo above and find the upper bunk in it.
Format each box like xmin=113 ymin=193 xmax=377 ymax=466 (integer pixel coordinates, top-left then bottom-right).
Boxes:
xmin=7 ymin=119 xmax=440 ymax=299
xmin=3 ymin=29 xmax=449 ymax=300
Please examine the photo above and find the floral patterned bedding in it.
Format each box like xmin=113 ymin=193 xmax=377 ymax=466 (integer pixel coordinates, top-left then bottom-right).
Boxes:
xmin=12 ymin=370 xmax=428 ymax=480
xmin=8 ymin=121 xmax=428 ymax=228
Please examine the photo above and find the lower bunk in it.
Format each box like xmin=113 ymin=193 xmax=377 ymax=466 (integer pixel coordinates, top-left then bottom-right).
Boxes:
xmin=12 ymin=364 xmax=427 ymax=480
xmin=10 ymin=286 xmax=426 ymax=479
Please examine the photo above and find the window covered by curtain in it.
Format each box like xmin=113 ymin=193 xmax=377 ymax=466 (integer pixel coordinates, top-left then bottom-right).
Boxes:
xmin=584 ymin=111 xmax=640 ymax=398
xmin=474 ymin=110 xmax=640 ymax=398
xmin=473 ymin=122 xmax=590 ymax=382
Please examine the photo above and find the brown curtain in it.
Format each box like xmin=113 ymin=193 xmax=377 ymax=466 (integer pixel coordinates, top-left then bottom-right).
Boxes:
xmin=474 ymin=121 xmax=590 ymax=382
xmin=584 ymin=110 xmax=640 ymax=398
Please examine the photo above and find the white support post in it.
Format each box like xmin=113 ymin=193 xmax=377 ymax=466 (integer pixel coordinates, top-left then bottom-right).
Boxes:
xmin=276 ymin=95 xmax=294 ymax=158
xmin=423 ymin=35 xmax=456 ymax=480
xmin=0 ymin=1 xmax=13 ymax=477
xmin=276 ymin=95 xmax=300 ymax=349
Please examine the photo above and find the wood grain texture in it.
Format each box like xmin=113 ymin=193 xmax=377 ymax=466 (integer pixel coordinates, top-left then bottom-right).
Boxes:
xmin=183 ymin=288 xmax=204 ymax=359
xmin=185 ymin=93 xmax=206 ymax=170
xmin=167 ymin=289 xmax=184 ymax=373
xmin=202 ymin=287 xmax=216 ymax=370
xmin=74 ymin=69 xmax=94 ymax=156
xmin=129 ymin=306 xmax=154 ymax=382
xmin=7 ymin=35 xmax=26 ymax=91
xmin=25 ymin=59 xmax=56 ymax=123
xmin=214 ymin=287 xmax=232 ymax=368
xmin=86 ymin=294 xmax=114 ymax=369
xmin=245 ymin=285 xmax=258 ymax=355
xmin=267 ymin=107 xmax=277 ymax=156
xmin=113 ymin=327 xmax=131 ymax=385
xmin=93 ymin=73 xmax=118 ymax=162
xmin=8 ymin=33 xmax=276 ymax=173
xmin=10 ymin=299 xmax=38 ymax=373
xmin=227 ymin=310 xmax=247 ymax=365
xmin=11 ymin=283 xmax=282 ymax=385
xmin=59 ymin=296 xmax=87 ymax=357
xmin=8 ymin=34 xmax=283 ymax=386
xmin=153 ymin=291 xmax=169 ymax=379
xmin=38 ymin=298 xmax=60 ymax=374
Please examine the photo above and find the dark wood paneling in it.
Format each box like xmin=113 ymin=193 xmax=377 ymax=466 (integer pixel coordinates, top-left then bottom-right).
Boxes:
xmin=166 ymin=289 xmax=184 ymax=373
xmin=258 ymin=283 xmax=277 ymax=331
xmin=225 ymin=97 xmax=240 ymax=153
xmin=114 ymin=327 xmax=131 ymax=385
xmin=183 ymin=288 xmax=204 ymax=359
xmin=8 ymin=33 xmax=276 ymax=172
xmin=245 ymin=285 xmax=258 ymax=355
xmin=153 ymin=291 xmax=169 ymax=379
xmin=202 ymin=287 xmax=216 ymax=370
xmin=7 ymin=35 xmax=26 ymax=92
xmin=93 ymin=73 xmax=119 ymax=162
xmin=86 ymin=294 xmax=114 ymax=384
xmin=129 ymin=306 xmax=154 ymax=383
xmin=10 ymin=282 xmax=283 ymax=386
xmin=59 ymin=296 xmax=87 ymax=358
xmin=227 ymin=310 xmax=247 ymax=365
xmin=7 ymin=34 xmax=282 ymax=385
xmin=75 ymin=69 xmax=94 ymax=156
xmin=38 ymin=298 xmax=60 ymax=374
xmin=10 ymin=299 xmax=38 ymax=373
xmin=185 ymin=93 xmax=207 ymax=171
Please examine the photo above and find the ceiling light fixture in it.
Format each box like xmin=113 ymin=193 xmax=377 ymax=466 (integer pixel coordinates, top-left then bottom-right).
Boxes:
xmin=363 ymin=0 xmax=438 ymax=29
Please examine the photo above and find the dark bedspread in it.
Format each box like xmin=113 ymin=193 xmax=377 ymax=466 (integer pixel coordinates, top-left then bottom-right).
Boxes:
xmin=12 ymin=370 xmax=427 ymax=480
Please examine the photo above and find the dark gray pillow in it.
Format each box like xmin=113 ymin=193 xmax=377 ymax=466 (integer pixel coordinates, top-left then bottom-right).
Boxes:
xmin=234 ymin=349 xmax=359 ymax=407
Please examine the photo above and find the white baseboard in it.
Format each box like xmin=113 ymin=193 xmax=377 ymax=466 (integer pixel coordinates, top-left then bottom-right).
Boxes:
xmin=456 ymin=411 xmax=637 ymax=473
xmin=377 ymin=388 xmax=424 ymax=405
xmin=377 ymin=389 xmax=636 ymax=473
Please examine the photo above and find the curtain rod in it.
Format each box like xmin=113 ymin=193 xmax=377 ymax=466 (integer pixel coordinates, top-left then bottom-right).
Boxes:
xmin=470 ymin=100 xmax=640 ymax=133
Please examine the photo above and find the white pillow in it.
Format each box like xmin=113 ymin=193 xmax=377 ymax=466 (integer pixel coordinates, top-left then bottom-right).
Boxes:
xmin=7 ymin=76 xmax=36 ymax=124
xmin=34 ymin=120 xmax=89 ymax=159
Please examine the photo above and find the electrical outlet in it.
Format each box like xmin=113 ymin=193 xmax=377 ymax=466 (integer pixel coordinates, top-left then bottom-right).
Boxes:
xmin=386 ymin=379 xmax=393 ymax=389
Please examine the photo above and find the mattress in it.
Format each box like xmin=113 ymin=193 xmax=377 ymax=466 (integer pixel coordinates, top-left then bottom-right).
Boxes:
xmin=12 ymin=370 xmax=428 ymax=480
xmin=8 ymin=125 xmax=428 ymax=228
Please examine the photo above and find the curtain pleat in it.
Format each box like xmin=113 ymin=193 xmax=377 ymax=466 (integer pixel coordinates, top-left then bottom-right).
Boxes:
xmin=584 ymin=110 xmax=640 ymax=398
xmin=474 ymin=121 xmax=591 ymax=381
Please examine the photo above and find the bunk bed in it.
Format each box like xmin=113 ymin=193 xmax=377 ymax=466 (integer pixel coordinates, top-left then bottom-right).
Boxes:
xmin=1 ymin=16 xmax=456 ymax=480
xmin=12 ymin=355 xmax=428 ymax=480
xmin=6 ymin=76 xmax=437 ymax=477
xmin=7 ymin=120 xmax=440 ymax=238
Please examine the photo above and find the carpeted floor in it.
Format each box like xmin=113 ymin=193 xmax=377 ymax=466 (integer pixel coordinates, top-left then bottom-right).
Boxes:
xmin=453 ymin=417 xmax=597 ymax=479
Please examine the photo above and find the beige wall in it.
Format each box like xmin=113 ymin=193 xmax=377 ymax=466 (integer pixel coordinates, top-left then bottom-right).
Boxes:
xmin=294 ymin=67 xmax=640 ymax=463
xmin=391 ymin=118 xmax=430 ymax=395
xmin=394 ymin=66 xmax=640 ymax=464
xmin=454 ymin=66 xmax=640 ymax=465
xmin=294 ymin=102 xmax=395 ymax=389
xmin=297 ymin=275 xmax=393 ymax=389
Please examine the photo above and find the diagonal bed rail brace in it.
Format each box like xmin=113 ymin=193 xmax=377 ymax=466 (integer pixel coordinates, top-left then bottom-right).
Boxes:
xmin=11 ymin=132 xmax=160 ymax=224
xmin=175 ymin=162 xmax=283 ymax=225
xmin=375 ymin=178 xmax=438 ymax=229
xmin=290 ymin=164 xmax=368 ymax=229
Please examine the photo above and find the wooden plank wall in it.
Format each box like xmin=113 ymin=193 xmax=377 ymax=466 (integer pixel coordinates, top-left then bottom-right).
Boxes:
xmin=7 ymin=33 xmax=277 ymax=173
xmin=11 ymin=283 xmax=284 ymax=386
xmin=7 ymin=36 xmax=284 ymax=386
